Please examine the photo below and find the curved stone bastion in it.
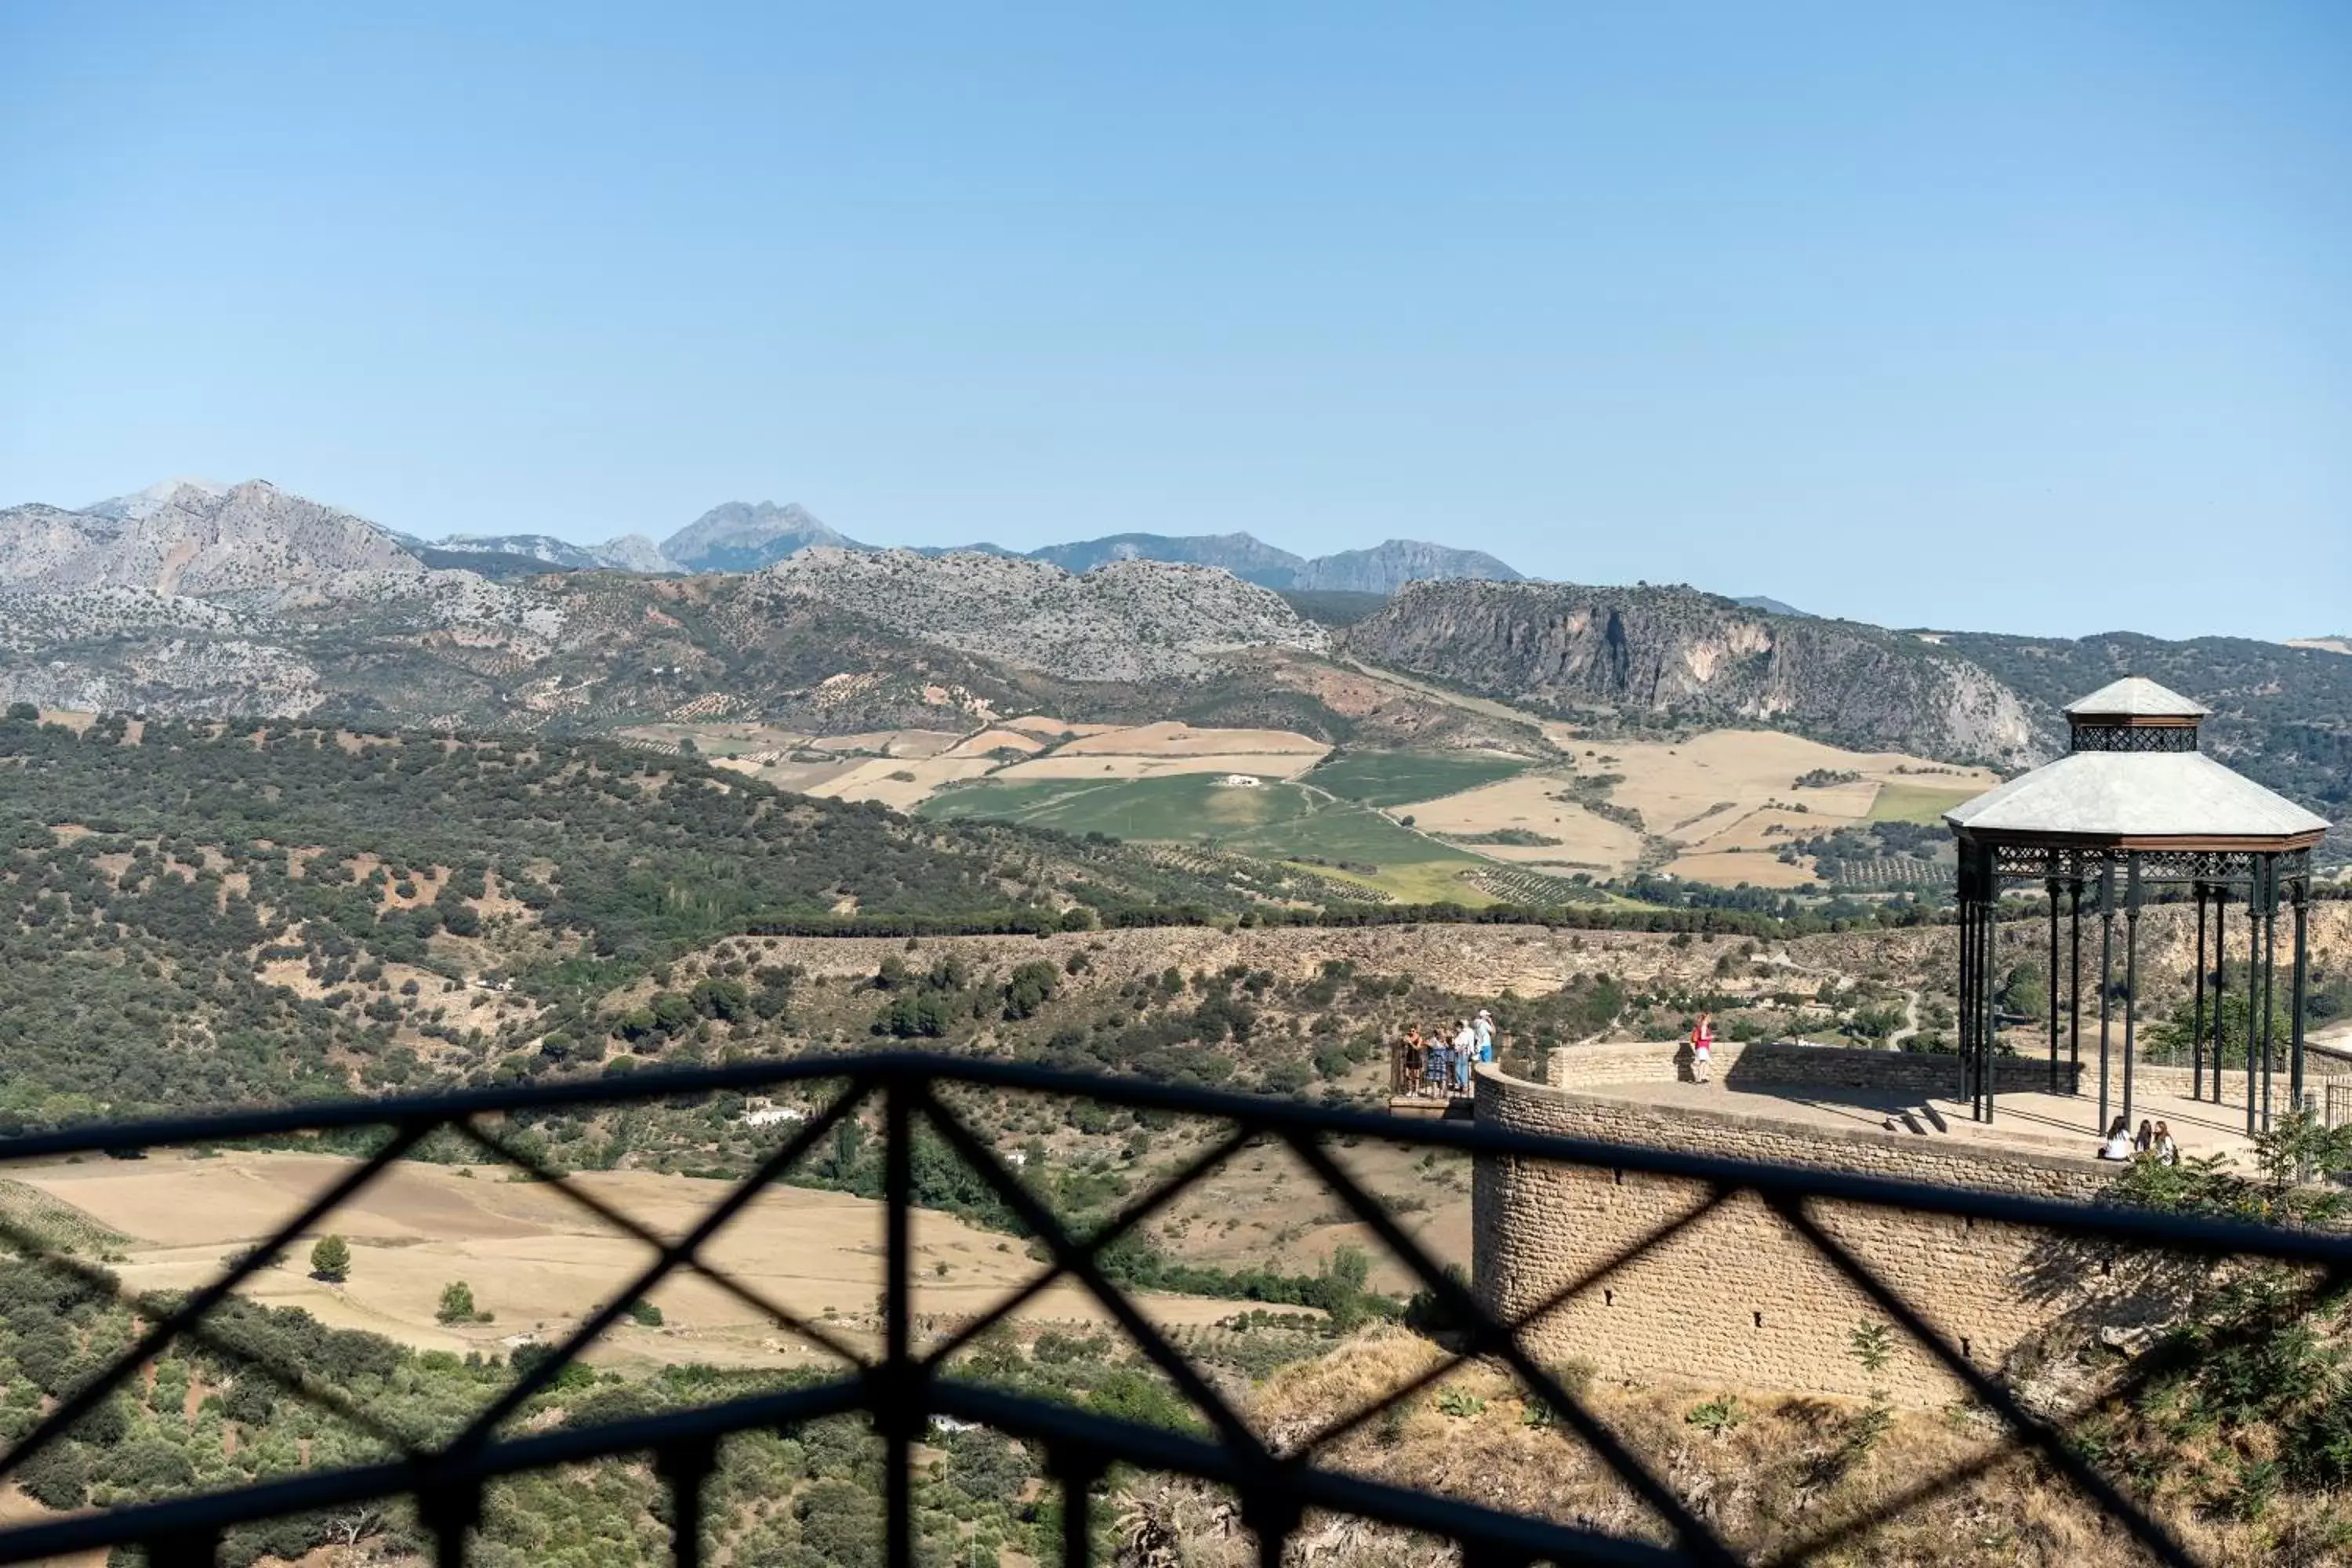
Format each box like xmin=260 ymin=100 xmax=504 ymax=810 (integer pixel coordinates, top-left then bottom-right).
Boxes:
xmin=1471 ymin=1044 xmax=2141 ymax=1406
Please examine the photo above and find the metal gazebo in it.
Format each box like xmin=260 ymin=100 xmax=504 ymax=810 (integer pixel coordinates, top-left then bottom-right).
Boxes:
xmin=1944 ymin=677 xmax=2330 ymax=1132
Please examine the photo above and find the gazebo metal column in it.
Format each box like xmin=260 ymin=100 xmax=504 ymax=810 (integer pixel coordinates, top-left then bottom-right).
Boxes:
xmin=2096 ymin=859 xmax=2116 ymax=1134
xmin=2291 ymin=872 xmax=2310 ymax=1113
xmin=2211 ymin=884 xmax=2228 ymax=1105
xmin=2067 ymin=877 xmax=2083 ymax=1092
xmin=2122 ymin=855 xmax=2141 ymax=1130
xmin=2190 ymin=884 xmax=2207 ymax=1101
xmin=2045 ymin=877 xmax=2062 ymax=1093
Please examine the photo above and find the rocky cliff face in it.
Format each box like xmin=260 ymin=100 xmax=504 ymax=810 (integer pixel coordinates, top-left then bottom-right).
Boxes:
xmin=760 ymin=547 xmax=1330 ymax=681
xmin=0 ymin=480 xmax=423 ymax=596
xmin=1345 ymin=580 xmax=2041 ymax=764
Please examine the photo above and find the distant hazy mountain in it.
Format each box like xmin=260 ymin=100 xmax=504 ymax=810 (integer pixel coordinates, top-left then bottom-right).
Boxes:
xmin=661 ymin=501 xmax=861 ymax=572
xmin=0 ymin=479 xmax=422 ymax=596
xmin=426 ymin=532 xmax=678 ymax=573
xmin=1289 ymin=540 xmax=1522 ymax=594
xmin=1733 ymin=595 xmax=1811 ymax=618
xmin=653 ymin=508 xmax=1529 ymax=591
xmin=80 ymin=477 xmax=234 ymax=523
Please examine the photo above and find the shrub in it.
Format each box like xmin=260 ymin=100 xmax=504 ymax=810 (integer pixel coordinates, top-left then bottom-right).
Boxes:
xmin=309 ymin=1234 xmax=350 ymax=1283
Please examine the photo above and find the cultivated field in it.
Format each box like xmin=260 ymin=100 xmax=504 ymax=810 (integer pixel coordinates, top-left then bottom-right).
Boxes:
xmin=623 ymin=703 xmax=1994 ymax=895
xmin=14 ymin=1152 xmax=1265 ymax=1371
xmin=1302 ymin=750 xmax=1530 ymax=807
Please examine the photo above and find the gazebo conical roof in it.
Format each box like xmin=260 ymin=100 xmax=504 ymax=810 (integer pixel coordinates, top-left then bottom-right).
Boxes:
xmin=1947 ymin=677 xmax=2328 ymax=850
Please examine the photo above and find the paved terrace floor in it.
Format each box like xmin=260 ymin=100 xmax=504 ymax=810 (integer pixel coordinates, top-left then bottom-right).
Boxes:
xmin=1573 ymin=1073 xmax=2271 ymax=1167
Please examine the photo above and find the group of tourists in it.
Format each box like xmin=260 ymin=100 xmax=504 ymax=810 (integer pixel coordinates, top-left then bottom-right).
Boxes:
xmin=2098 ymin=1116 xmax=2180 ymax=1165
xmin=1399 ymin=1009 xmax=1496 ymax=1098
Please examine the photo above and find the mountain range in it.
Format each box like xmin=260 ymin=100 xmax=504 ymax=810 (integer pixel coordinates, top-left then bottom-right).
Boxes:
xmin=0 ymin=477 xmax=2343 ymax=848
xmin=412 ymin=495 xmax=1528 ymax=593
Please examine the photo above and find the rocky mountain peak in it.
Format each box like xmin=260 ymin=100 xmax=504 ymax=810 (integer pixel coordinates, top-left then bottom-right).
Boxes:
xmin=662 ymin=500 xmax=858 ymax=572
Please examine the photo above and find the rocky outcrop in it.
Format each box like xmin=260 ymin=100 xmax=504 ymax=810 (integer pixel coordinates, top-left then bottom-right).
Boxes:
xmin=0 ymin=480 xmax=423 ymax=596
xmin=1345 ymin=580 xmax=2041 ymax=764
xmin=760 ymin=547 xmax=1329 ymax=681
xmin=425 ymin=532 xmax=679 ymax=573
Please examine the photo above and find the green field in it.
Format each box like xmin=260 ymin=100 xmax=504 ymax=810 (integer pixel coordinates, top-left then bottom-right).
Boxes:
xmin=920 ymin=774 xmax=1486 ymax=901
xmin=1866 ymin=782 xmax=1982 ymax=825
xmin=1303 ymin=750 xmax=1533 ymax=808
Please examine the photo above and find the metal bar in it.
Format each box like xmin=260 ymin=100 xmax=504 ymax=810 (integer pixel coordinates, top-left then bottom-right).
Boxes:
xmin=1980 ymin=895 xmax=1997 ymax=1124
xmin=1301 ymin=1188 xmax=1736 ymax=1457
xmin=924 ymin=1124 xmax=1257 ymax=1370
xmin=1279 ymin=1129 xmax=1744 ymax=1568
xmin=1054 ymin=1451 xmax=1104 ymax=1568
xmin=2047 ymin=877 xmax=2060 ymax=1093
xmin=884 ymin=1069 xmax=916 ymax=1568
xmin=1768 ymin=1195 xmax=2198 ymax=1568
xmin=2263 ymin=869 xmax=2279 ymax=1133
xmin=658 ymin=1438 xmax=717 ymax=1568
xmin=0 ymin=1117 xmax=433 ymax=1485
xmin=931 ymin=1381 xmax=1689 ymax=1568
xmin=2292 ymin=879 xmax=2310 ymax=1113
xmin=2249 ymin=875 xmax=2262 ymax=1138
xmin=2098 ymin=865 xmax=2115 ymax=1136
xmin=1955 ymin=895 xmax=1973 ymax=1107
xmin=2192 ymin=883 xmax=2206 ymax=1098
xmin=0 ymin=1380 xmax=869 ymax=1567
xmin=441 ymin=1083 xmax=872 ymax=1450
xmin=2213 ymin=885 xmax=2228 ymax=1105
xmin=918 ymin=1093 xmax=1270 ymax=1464
xmin=458 ymin=1109 xmax=870 ymax=1368
xmin=2122 ymin=855 xmax=2140 ymax=1130
xmin=2068 ymin=877 xmax=2082 ymax=1092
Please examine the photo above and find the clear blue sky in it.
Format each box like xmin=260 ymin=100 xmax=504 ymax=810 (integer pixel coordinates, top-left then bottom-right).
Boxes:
xmin=4 ymin=2 xmax=2347 ymax=638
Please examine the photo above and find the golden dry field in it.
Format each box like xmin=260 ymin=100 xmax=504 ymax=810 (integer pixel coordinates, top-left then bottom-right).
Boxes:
xmin=16 ymin=1152 xmax=1261 ymax=1372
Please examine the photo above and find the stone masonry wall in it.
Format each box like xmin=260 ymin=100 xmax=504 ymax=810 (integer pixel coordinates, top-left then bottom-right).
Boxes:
xmin=1472 ymin=1070 xmax=2122 ymax=1406
xmin=1547 ymin=1040 xmax=2084 ymax=1097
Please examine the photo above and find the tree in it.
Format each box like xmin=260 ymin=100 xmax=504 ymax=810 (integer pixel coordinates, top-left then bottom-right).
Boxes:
xmin=436 ymin=1280 xmax=481 ymax=1323
xmin=310 ymin=1234 xmax=350 ymax=1283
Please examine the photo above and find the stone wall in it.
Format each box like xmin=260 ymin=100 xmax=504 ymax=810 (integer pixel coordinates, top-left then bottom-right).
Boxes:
xmin=1547 ymin=1040 xmax=2083 ymax=1097
xmin=1472 ymin=1069 xmax=2125 ymax=1406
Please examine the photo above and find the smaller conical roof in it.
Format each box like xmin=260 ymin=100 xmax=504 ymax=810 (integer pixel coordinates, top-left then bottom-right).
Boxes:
xmin=2065 ymin=677 xmax=2208 ymax=720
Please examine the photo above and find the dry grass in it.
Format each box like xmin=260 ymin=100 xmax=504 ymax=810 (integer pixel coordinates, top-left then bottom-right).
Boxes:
xmin=14 ymin=1151 xmax=1252 ymax=1370
xmin=1396 ymin=772 xmax=1646 ymax=873
xmin=1221 ymin=1329 xmax=2320 ymax=1567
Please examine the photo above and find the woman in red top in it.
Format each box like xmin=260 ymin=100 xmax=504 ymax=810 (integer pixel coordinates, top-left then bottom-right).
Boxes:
xmin=1690 ymin=1011 xmax=1715 ymax=1083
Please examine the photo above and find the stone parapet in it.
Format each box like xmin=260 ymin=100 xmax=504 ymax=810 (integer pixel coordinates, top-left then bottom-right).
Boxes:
xmin=1472 ymin=1069 xmax=2122 ymax=1406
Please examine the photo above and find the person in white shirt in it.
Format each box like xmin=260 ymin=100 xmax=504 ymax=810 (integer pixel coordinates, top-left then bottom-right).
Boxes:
xmin=1473 ymin=1008 xmax=1496 ymax=1064
xmin=1450 ymin=1020 xmax=1477 ymax=1092
xmin=2096 ymin=1116 xmax=2135 ymax=1161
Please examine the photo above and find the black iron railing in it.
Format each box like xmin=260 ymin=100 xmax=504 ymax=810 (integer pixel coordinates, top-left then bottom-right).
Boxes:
xmin=0 ymin=1051 xmax=2343 ymax=1566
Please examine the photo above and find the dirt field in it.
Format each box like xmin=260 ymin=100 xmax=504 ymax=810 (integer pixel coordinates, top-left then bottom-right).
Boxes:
xmin=1055 ymin=722 xmax=1327 ymax=757
xmin=802 ymin=755 xmax=1004 ymax=809
xmin=1395 ymin=772 xmax=1647 ymax=873
xmin=942 ymin=727 xmax=1050 ymax=757
xmin=15 ymin=1152 xmax=1262 ymax=1370
xmin=807 ymin=729 xmax=965 ymax=758
xmin=989 ymin=751 xmax=1328 ymax=783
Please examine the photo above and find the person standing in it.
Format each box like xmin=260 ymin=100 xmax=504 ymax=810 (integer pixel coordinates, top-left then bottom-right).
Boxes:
xmin=1451 ymin=1018 xmax=1477 ymax=1093
xmin=1690 ymin=1011 xmax=1715 ymax=1084
xmin=1426 ymin=1027 xmax=1450 ymax=1098
xmin=1473 ymin=1008 xmax=1496 ymax=1065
